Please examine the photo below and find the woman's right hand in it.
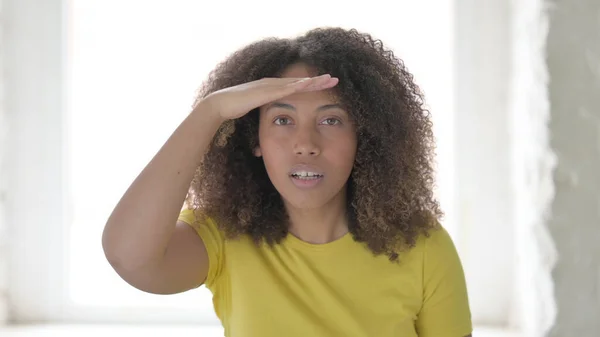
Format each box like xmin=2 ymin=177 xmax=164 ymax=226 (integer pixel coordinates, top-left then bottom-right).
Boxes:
xmin=201 ymin=74 xmax=339 ymax=121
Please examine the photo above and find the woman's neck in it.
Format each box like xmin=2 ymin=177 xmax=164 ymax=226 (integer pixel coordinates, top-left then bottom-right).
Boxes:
xmin=284 ymin=193 xmax=349 ymax=244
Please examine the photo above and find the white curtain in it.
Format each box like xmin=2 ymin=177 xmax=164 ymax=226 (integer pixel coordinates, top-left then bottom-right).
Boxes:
xmin=0 ymin=0 xmax=8 ymax=325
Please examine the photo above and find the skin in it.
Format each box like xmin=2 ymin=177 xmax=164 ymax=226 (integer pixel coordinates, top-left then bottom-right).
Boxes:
xmin=256 ymin=63 xmax=357 ymax=244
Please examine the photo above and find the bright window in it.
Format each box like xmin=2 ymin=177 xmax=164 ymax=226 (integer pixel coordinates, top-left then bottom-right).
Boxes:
xmin=65 ymin=0 xmax=457 ymax=323
xmin=7 ymin=0 xmax=511 ymax=329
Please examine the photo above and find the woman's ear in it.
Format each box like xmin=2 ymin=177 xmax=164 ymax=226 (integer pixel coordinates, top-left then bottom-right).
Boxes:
xmin=253 ymin=146 xmax=262 ymax=157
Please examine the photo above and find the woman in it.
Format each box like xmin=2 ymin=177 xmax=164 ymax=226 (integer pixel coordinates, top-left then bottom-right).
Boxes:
xmin=103 ymin=27 xmax=472 ymax=337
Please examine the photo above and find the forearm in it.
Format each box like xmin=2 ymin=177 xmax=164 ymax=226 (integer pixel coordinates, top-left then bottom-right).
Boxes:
xmin=102 ymin=101 xmax=223 ymax=271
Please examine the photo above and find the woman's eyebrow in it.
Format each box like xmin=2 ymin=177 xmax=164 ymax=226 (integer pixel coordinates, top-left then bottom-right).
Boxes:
xmin=266 ymin=102 xmax=296 ymax=112
xmin=265 ymin=102 xmax=345 ymax=112
xmin=316 ymin=103 xmax=345 ymax=112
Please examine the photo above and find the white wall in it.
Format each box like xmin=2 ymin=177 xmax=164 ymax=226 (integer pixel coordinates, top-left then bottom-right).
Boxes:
xmin=3 ymin=0 xmax=67 ymax=324
xmin=454 ymin=0 xmax=515 ymax=325
xmin=0 ymin=0 xmax=9 ymax=325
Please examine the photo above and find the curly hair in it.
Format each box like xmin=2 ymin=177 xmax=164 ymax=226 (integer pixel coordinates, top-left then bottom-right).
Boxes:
xmin=186 ymin=27 xmax=442 ymax=261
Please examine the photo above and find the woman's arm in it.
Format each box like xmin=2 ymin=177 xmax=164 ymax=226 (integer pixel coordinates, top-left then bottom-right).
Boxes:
xmin=102 ymin=101 xmax=223 ymax=294
xmin=101 ymin=75 xmax=336 ymax=294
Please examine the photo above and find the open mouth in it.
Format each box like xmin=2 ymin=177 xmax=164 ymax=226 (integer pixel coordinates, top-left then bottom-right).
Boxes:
xmin=288 ymin=165 xmax=325 ymax=188
xmin=289 ymin=170 xmax=325 ymax=188
xmin=290 ymin=172 xmax=324 ymax=180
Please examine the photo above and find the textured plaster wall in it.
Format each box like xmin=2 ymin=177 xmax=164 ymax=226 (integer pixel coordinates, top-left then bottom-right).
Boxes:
xmin=546 ymin=0 xmax=600 ymax=336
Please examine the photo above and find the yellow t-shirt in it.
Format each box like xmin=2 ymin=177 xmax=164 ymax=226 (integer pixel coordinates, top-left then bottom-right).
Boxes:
xmin=179 ymin=208 xmax=472 ymax=337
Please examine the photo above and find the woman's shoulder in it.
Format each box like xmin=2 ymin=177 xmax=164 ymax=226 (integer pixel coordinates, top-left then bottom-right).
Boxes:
xmin=402 ymin=224 xmax=462 ymax=270
xmin=178 ymin=207 xmax=196 ymax=224
xmin=413 ymin=224 xmax=465 ymax=280
xmin=178 ymin=207 xmax=224 ymax=246
xmin=179 ymin=207 xmax=219 ymax=229
xmin=417 ymin=225 xmax=457 ymax=252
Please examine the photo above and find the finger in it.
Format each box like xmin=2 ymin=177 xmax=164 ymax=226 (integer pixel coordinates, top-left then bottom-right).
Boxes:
xmin=285 ymin=74 xmax=332 ymax=87
xmin=263 ymin=74 xmax=334 ymax=100
xmin=257 ymin=79 xmax=309 ymax=102
xmin=261 ymin=76 xmax=320 ymax=86
xmin=303 ymin=77 xmax=339 ymax=92
xmin=266 ymin=75 xmax=328 ymax=96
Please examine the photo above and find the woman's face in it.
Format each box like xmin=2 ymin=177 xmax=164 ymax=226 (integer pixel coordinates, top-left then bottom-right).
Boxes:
xmin=256 ymin=63 xmax=358 ymax=210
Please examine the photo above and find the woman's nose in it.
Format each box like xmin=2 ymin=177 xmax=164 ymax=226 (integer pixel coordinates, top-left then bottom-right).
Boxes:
xmin=293 ymin=128 xmax=321 ymax=156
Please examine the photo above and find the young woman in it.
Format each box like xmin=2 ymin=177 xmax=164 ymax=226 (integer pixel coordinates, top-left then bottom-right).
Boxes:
xmin=102 ymin=27 xmax=472 ymax=337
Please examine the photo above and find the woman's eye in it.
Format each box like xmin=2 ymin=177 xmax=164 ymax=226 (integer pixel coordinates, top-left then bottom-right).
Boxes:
xmin=321 ymin=118 xmax=341 ymax=126
xmin=274 ymin=117 xmax=292 ymax=125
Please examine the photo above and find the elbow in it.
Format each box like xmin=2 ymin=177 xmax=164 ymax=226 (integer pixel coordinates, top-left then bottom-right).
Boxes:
xmin=101 ymin=223 xmax=136 ymax=272
xmin=101 ymin=223 xmax=162 ymax=274
xmin=102 ymin=226 xmax=126 ymax=271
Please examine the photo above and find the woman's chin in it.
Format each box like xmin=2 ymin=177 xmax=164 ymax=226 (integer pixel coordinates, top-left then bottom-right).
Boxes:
xmin=278 ymin=188 xmax=346 ymax=212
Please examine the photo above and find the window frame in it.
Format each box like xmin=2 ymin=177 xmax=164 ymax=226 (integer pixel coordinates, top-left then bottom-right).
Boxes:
xmin=4 ymin=0 xmax=517 ymax=328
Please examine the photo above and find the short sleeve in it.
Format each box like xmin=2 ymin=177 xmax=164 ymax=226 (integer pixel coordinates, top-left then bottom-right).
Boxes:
xmin=415 ymin=227 xmax=472 ymax=337
xmin=178 ymin=207 xmax=225 ymax=289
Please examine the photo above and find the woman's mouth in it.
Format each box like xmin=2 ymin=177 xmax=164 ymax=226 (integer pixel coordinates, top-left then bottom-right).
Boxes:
xmin=289 ymin=171 xmax=324 ymax=188
xmin=291 ymin=171 xmax=323 ymax=180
